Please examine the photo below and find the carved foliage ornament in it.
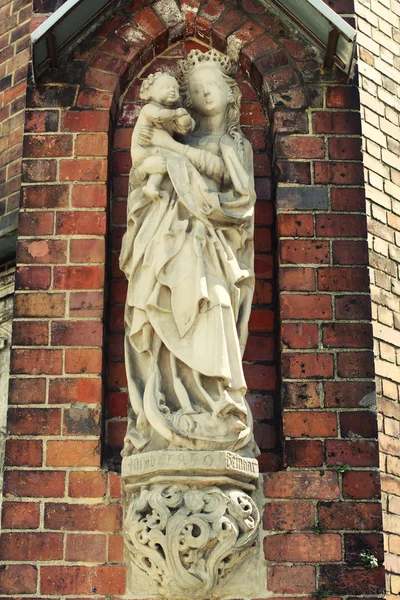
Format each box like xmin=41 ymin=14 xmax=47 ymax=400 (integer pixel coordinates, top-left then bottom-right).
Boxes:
xmin=124 ymin=484 xmax=260 ymax=599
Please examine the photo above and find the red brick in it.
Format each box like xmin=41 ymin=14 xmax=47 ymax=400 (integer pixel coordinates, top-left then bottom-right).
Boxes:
xmin=320 ymin=564 xmax=385 ymax=596
xmin=328 ymin=137 xmax=362 ymax=160
xmin=326 ymin=86 xmax=359 ymax=108
xmin=56 ymin=211 xmax=106 ymax=235
xmin=51 ymin=321 xmax=103 ymax=347
xmin=72 ymin=184 xmax=107 ymax=208
xmin=69 ymin=472 xmax=107 ymax=498
xmin=248 ymin=309 xmax=274 ymax=332
xmin=7 ymin=407 xmax=60 ymax=436
xmin=70 ymin=239 xmax=106 ymax=264
xmin=54 ymin=266 xmax=104 ymax=290
xmin=340 ymin=411 xmax=377 ymax=438
xmin=337 ymin=297 xmax=369 ymax=329
xmin=63 ymin=110 xmax=109 ymax=132
xmin=333 ymin=240 xmax=369 ymax=265
xmin=263 ymin=500 xmax=315 ymax=530
xmin=264 ymin=533 xmax=341 ymax=562
xmin=318 ymin=267 xmax=369 ymax=291
xmin=316 ymin=214 xmax=367 ymax=238
xmin=0 ymin=565 xmax=37 ymax=595
xmin=65 ymin=348 xmax=103 ymax=374
xmin=282 ymin=352 xmax=334 ymax=379
xmin=65 ymin=534 xmax=106 ymax=563
xmin=254 ymin=227 xmax=272 ymax=252
xmin=277 ymin=160 xmax=311 ymax=184
xmin=318 ymin=501 xmax=382 ymax=530
xmin=17 ymin=239 xmax=67 ymax=264
xmin=107 ymin=391 xmax=128 ymax=418
xmin=276 ymin=135 xmax=324 ymax=159
xmin=264 ymin=471 xmax=339 ymax=499
xmin=1 ymin=501 xmax=40 ymax=529
xmin=63 ymin=405 xmax=101 ymax=436
xmin=134 ymin=7 xmax=167 ymax=51
xmin=69 ymin=291 xmax=104 ymax=317
xmin=255 ymin=202 xmax=273 ymax=225
xmin=254 ymin=254 xmax=273 ymax=278
xmin=331 ymin=187 xmax=365 ymax=211
xmin=18 ymin=211 xmax=53 ymax=236
xmin=345 ymin=532 xmax=384 ymax=563
xmin=14 ymin=293 xmax=65 ymax=317
xmin=315 ymin=161 xmax=364 ymax=185
xmin=283 ymin=411 xmax=337 ymax=437
xmin=280 ymin=240 xmax=329 ymax=264
xmin=22 ymin=159 xmax=56 ymax=182
xmin=5 ymin=439 xmax=42 ymax=467
xmin=273 ymin=111 xmax=308 ymax=133
xmin=4 ymin=470 xmax=65 ymax=498
xmin=8 ymin=377 xmax=46 ymax=404
xmin=322 ymin=323 xmax=373 ymax=348
xmin=313 ymin=112 xmax=361 ymax=134
xmin=324 ymin=381 xmax=375 ymax=408
xmin=90 ymin=51 xmax=127 ymax=76
xmin=281 ymin=323 xmax=318 ymax=349
xmin=280 ymin=294 xmax=332 ymax=319
xmin=24 ymin=134 xmax=73 ymax=158
xmin=196 ymin=0 xmax=226 ymax=41
xmin=282 ymin=381 xmax=321 ymax=408
xmin=44 ymin=503 xmax=122 ymax=532
xmin=279 ymin=267 xmax=316 ymax=291
xmin=13 ymin=320 xmax=48 ymax=345
xmin=21 ymin=184 xmax=69 ymax=208
xmin=84 ymin=69 xmax=119 ymax=92
xmin=40 ymin=565 xmax=126 ymax=595
xmin=253 ymin=49 xmax=290 ymax=89
xmin=16 ymin=266 xmax=51 ymax=290
xmin=77 ymin=89 xmax=113 ymax=109
xmin=243 ymin=335 xmax=274 ymax=360
xmin=108 ymin=533 xmax=124 ymax=562
xmin=268 ymin=565 xmax=315 ymax=594
xmin=211 ymin=7 xmax=246 ymax=52
xmin=60 ymin=159 xmax=107 ymax=182
xmin=0 ymin=532 xmax=63 ymax=561
xmin=285 ymin=439 xmax=323 ymax=467
xmin=277 ymin=214 xmax=314 ymax=237
xmin=46 ymin=440 xmax=100 ymax=467
xmin=342 ymin=471 xmax=381 ymax=499
xmin=326 ymin=432 xmax=379 ymax=464
xmin=107 ymin=420 xmax=127 ymax=447
xmin=240 ymin=102 xmax=268 ymax=127
xmin=109 ymin=471 xmax=122 ymax=498
xmin=243 ymin=363 xmax=276 ymax=390
xmin=75 ymin=133 xmax=108 ymax=157
xmin=253 ymin=280 xmax=273 ymax=304
xmin=337 ymin=351 xmax=375 ymax=377
xmin=11 ymin=348 xmax=62 ymax=375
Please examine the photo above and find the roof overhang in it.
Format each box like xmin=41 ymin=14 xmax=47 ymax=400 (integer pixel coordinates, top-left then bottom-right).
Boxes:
xmin=31 ymin=0 xmax=121 ymax=81
xmin=262 ymin=0 xmax=357 ymax=75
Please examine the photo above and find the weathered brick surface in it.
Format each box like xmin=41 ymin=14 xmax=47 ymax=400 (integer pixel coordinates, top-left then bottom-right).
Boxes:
xmin=1 ymin=0 xmax=385 ymax=598
xmin=355 ymin=0 xmax=400 ymax=592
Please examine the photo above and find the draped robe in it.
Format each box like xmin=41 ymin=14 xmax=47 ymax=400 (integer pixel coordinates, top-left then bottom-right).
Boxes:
xmin=119 ymin=133 xmax=256 ymax=454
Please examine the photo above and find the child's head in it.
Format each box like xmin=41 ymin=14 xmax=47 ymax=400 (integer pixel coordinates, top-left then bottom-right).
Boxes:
xmin=140 ymin=72 xmax=180 ymax=106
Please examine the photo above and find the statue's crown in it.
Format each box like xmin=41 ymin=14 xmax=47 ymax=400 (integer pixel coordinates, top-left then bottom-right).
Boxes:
xmin=175 ymin=49 xmax=237 ymax=83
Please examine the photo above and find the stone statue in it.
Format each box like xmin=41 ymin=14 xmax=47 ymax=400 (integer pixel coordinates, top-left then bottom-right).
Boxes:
xmin=120 ymin=50 xmax=260 ymax=599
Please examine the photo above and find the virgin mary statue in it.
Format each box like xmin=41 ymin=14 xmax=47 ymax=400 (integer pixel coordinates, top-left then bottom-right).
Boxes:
xmin=119 ymin=50 xmax=257 ymax=457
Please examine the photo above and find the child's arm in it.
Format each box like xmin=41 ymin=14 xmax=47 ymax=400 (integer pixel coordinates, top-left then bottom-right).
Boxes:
xmin=173 ymin=107 xmax=196 ymax=135
xmin=142 ymin=103 xmax=181 ymax=125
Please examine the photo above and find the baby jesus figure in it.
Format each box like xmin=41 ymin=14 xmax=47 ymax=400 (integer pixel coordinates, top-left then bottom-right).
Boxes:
xmin=131 ymin=72 xmax=195 ymax=199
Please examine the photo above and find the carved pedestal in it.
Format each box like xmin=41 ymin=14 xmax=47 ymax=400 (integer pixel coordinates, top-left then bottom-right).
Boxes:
xmin=122 ymin=452 xmax=261 ymax=599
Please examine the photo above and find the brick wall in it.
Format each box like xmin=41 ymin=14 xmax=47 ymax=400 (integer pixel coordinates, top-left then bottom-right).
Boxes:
xmin=0 ymin=0 xmax=385 ymax=597
xmin=355 ymin=0 xmax=400 ymax=597
xmin=0 ymin=0 xmax=31 ymax=240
